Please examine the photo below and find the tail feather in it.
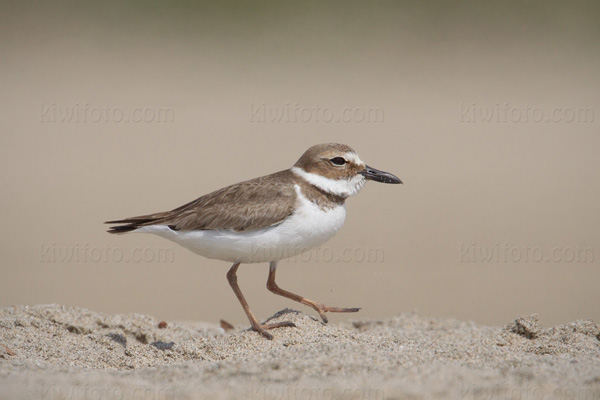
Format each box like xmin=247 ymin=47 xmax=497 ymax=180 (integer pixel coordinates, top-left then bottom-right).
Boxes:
xmin=106 ymin=224 xmax=139 ymax=234
xmin=105 ymin=214 xmax=168 ymax=234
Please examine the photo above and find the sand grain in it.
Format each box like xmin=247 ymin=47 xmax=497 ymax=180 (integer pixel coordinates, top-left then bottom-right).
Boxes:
xmin=1 ymin=305 xmax=599 ymax=399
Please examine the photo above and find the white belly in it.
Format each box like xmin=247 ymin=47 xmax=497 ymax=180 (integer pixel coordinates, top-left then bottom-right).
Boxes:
xmin=136 ymin=187 xmax=346 ymax=263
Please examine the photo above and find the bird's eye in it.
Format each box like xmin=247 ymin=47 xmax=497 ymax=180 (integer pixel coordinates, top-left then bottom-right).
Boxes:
xmin=330 ymin=157 xmax=347 ymax=166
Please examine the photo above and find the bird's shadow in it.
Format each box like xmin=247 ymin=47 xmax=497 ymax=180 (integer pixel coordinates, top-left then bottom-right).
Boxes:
xmin=261 ymin=308 xmax=321 ymax=325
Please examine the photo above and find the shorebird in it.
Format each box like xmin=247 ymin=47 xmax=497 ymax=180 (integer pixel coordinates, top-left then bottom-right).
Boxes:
xmin=106 ymin=143 xmax=402 ymax=339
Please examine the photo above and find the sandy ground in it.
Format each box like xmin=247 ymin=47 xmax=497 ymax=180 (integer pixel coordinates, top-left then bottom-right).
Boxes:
xmin=0 ymin=305 xmax=599 ymax=400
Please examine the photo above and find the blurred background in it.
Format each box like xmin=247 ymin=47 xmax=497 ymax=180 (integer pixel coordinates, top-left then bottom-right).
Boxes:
xmin=1 ymin=1 xmax=599 ymax=328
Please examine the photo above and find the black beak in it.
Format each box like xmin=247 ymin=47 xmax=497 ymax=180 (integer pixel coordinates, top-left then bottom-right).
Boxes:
xmin=359 ymin=165 xmax=403 ymax=184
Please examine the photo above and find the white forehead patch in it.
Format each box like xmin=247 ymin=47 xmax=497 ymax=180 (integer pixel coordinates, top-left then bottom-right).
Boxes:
xmin=344 ymin=152 xmax=364 ymax=167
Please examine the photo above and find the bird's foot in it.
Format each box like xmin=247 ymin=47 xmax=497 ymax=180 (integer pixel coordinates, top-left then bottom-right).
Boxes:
xmin=251 ymin=321 xmax=296 ymax=340
xmin=313 ymin=304 xmax=361 ymax=324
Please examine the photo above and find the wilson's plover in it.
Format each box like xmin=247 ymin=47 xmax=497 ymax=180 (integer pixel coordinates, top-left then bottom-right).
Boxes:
xmin=107 ymin=143 xmax=402 ymax=339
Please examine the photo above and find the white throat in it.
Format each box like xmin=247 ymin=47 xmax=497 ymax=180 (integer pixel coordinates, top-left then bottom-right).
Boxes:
xmin=291 ymin=166 xmax=366 ymax=198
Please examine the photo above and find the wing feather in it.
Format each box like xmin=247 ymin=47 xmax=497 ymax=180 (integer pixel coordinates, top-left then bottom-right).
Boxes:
xmin=106 ymin=170 xmax=297 ymax=233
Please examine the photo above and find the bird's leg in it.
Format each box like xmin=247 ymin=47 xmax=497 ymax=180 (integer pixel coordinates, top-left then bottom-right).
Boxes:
xmin=226 ymin=262 xmax=295 ymax=339
xmin=266 ymin=261 xmax=360 ymax=324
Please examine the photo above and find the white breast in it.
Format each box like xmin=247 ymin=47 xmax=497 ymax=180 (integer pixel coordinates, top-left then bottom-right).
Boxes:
xmin=136 ymin=185 xmax=346 ymax=263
